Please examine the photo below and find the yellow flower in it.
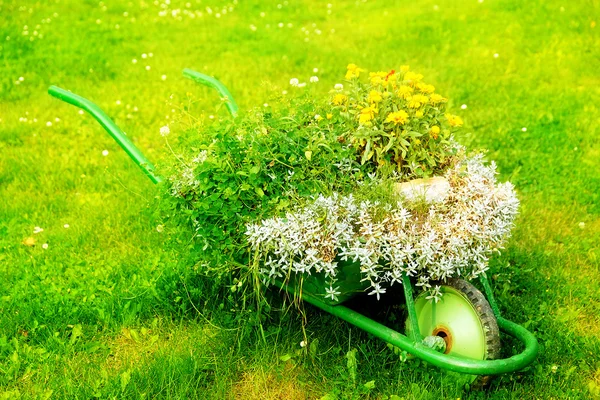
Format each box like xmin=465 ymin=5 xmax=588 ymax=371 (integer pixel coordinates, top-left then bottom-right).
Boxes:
xmin=332 ymin=93 xmax=348 ymax=105
xmin=430 ymin=125 xmax=440 ymax=139
xmin=404 ymin=71 xmax=423 ymax=85
xmin=346 ymin=63 xmax=364 ymax=79
xmin=359 ymin=106 xmax=377 ymax=124
xmin=446 ymin=114 xmax=464 ymax=127
xmin=417 ymin=83 xmax=435 ymax=94
xmin=429 ymin=93 xmax=446 ymax=104
xmin=415 ymin=110 xmax=424 ymax=118
xmin=397 ymin=85 xmax=413 ymax=99
xmin=407 ymin=94 xmax=429 ymax=108
xmin=326 ymin=113 xmax=333 ymax=120
xmin=369 ymin=71 xmax=388 ymax=86
xmin=368 ymin=90 xmax=383 ymax=103
xmin=385 ymin=110 xmax=409 ymax=125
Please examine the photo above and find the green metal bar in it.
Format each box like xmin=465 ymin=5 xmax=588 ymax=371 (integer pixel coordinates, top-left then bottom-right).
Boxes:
xmin=401 ymin=273 xmax=422 ymax=342
xmin=48 ymin=86 xmax=163 ymax=184
xmin=276 ymin=282 xmax=538 ymax=375
xmin=183 ymin=68 xmax=239 ymax=117
xmin=479 ymin=273 xmax=501 ymax=318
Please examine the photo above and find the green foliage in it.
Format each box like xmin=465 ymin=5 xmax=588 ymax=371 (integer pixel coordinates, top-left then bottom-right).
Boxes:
xmin=161 ymin=93 xmax=372 ymax=278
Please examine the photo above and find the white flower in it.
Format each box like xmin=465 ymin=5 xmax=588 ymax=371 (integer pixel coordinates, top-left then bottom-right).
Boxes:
xmin=297 ymin=82 xmax=307 ymax=88
xmin=102 ymin=150 xmax=109 ymax=156
xmin=33 ymin=226 xmax=43 ymax=234
xmin=461 ymin=104 xmax=467 ymax=109
xmin=289 ymin=78 xmax=299 ymax=86
xmin=521 ymin=127 xmax=527 ymax=132
xmin=300 ymin=340 xmax=306 ymax=347
xmin=160 ymin=125 xmax=170 ymax=136
xmin=161 ymin=75 xmax=167 ymax=81
xmin=334 ymin=83 xmax=343 ymax=91
xmin=42 ymin=243 xmax=48 ymax=249
xmin=368 ymin=283 xmax=386 ymax=300
xmin=309 ymin=76 xmax=319 ymax=83
xmin=63 ymin=224 xmax=70 ymax=229
xmin=325 ymin=285 xmax=341 ymax=301
xmin=156 ymin=224 xmax=164 ymax=233
xmin=313 ymin=67 xmax=319 ymax=73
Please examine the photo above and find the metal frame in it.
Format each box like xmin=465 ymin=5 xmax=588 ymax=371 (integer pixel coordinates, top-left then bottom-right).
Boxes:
xmin=47 ymin=70 xmax=538 ymax=377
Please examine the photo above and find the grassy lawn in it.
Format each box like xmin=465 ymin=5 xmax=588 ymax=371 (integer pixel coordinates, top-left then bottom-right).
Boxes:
xmin=1 ymin=0 xmax=599 ymax=398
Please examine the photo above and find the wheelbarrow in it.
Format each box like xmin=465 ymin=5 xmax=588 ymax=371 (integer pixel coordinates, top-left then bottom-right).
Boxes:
xmin=48 ymin=70 xmax=538 ymax=386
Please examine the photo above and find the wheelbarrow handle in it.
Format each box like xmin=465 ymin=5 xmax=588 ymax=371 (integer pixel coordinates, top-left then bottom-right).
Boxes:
xmin=48 ymin=85 xmax=163 ymax=184
xmin=183 ymin=68 xmax=239 ymax=117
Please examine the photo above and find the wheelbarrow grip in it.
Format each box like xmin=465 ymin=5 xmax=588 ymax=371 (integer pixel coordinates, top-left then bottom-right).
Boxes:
xmin=48 ymin=85 xmax=163 ymax=184
xmin=182 ymin=68 xmax=239 ymax=117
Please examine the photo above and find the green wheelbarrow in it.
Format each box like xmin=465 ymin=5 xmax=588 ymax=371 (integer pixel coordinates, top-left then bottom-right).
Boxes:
xmin=48 ymin=70 xmax=538 ymax=386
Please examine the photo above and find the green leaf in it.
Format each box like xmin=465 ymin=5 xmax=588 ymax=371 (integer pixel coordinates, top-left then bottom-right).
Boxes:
xmin=363 ymin=380 xmax=376 ymax=390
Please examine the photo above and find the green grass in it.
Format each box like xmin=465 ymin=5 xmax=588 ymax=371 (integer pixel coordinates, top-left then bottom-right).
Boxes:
xmin=1 ymin=0 xmax=600 ymax=398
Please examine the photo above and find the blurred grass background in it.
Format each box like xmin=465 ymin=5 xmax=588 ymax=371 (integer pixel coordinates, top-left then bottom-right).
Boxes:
xmin=1 ymin=0 xmax=599 ymax=398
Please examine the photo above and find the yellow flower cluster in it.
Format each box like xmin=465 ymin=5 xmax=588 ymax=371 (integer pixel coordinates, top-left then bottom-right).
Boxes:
xmin=359 ymin=106 xmax=378 ymax=124
xmin=385 ymin=110 xmax=409 ymax=126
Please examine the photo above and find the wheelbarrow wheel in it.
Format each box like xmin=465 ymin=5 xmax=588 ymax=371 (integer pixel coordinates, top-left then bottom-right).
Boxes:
xmin=409 ymin=278 xmax=501 ymax=388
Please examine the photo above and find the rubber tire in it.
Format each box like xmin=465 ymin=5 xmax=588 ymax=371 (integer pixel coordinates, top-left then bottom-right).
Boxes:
xmin=409 ymin=278 xmax=501 ymax=388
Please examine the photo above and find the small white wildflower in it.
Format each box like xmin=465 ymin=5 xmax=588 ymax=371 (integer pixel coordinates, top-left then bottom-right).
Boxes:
xmin=313 ymin=67 xmax=319 ymax=73
xmin=578 ymin=222 xmax=585 ymax=229
xmin=521 ymin=127 xmax=527 ymax=132
xmin=314 ymin=114 xmax=321 ymax=120
xmin=55 ymin=117 xmax=60 ymax=122
xmin=461 ymin=104 xmax=467 ymax=110
xmin=160 ymin=125 xmax=170 ymax=136
xmin=141 ymin=53 xmax=147 ymax=59
xmin=145 ymin=65 xmax=151 ymax=71
xmin=161 ymin=75 xmax=167 ymax=81
xmin=249 ymin=24 xmax=257 ymax=31
xmin=46 ymin=121 xmax=52 ymax=127
xmin=132 ymin=58 xmax=137 ymax=64
xmin=300 ymin=340 xmax=306 ymax=347
xmin=102 ymin=150 xmax=109 ymax=156
xmin=33 ymin=226 xmax=44 ymax=234
xmin=42 ymin=243 xmax=49 ymax=249
xmin=309 ymin=76 xmax=319 ymax=83
xmin=19 ymin=76 xmax=24 ymax=82
xmin=282 ymin=90 xmax=287 ymax=95
xmin=263 ymin=103 xmax=269 ymax=107
xmin=156 ymin=224 xmax=164 ymax=233
xmin=78 ymin=110 xmax=84 ymax=115
xmin=116 ymin=100 xmax=121 ymax=105
xmin=297 ymin=82 xmax=307 ymax=88
xmin=493 ymin=53 xmax=499 ymax=58
xmin=63 ymin=224 xmax=70 ymax=229
xmin=325 ymin=285 xmax=341 ymax=301
xmin=278 ymin=22 xmax=283 ymax=28
xmin=289 ymin=78 xmax=299 ymax=87
xmin=368 ymin=283 xmax=386 ymax=300
xmin=551 ymin=365 xmax=558 ymax=373
xmin=334 ymin=83 xmax=343 ymax=91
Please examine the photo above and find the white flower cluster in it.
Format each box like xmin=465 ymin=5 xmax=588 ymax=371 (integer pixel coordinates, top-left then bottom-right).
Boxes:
xmin=245 ymin=155 xmax=519 ymax=302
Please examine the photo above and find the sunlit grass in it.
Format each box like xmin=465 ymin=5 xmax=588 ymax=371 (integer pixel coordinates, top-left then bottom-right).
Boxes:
xmin=1 ymin=0 xmax=599 ymax=398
